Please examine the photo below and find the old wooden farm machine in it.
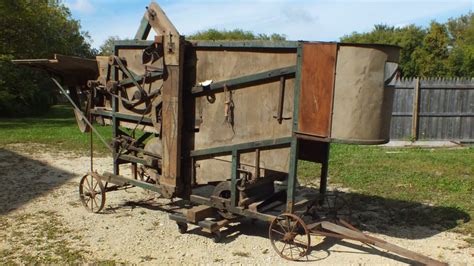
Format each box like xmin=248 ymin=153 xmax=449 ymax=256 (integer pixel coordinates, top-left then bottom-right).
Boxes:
xmin=13 ymin=2 xmax=446 ymax=265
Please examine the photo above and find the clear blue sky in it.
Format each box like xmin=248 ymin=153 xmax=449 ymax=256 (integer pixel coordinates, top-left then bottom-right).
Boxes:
xmin=64 ymin=0 xmax=473 ymax=49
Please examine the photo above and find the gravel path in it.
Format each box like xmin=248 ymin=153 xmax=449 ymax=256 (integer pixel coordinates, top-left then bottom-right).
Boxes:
xmin=0 ymin=144 xmax=472 ymax=264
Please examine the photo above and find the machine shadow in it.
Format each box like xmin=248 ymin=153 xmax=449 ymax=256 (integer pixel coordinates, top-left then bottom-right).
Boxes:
xmin=306 ymin=237 xmax=421 ymax=265
xmin=0 ymin=105 xmax=77 ymax=130
xmin=117 ymin=186 xmax=470 ymax=241
xmin=336 ymin=190 xmax=470 ymax=239
xmin=96 ymin=186 xmax=467 ymax=264
xmin=0 ymin=148 xmax=76 ymax=215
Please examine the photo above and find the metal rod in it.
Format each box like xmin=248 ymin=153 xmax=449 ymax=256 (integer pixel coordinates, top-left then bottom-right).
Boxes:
xmin=191 ymin=66 xmax=296 ymax=95
xmin=89 ymin=95 xmax=94 ymax=173
xmin=286 ymin=138 xmax=298 ymax=213
xmin=51 ymin=78 xmax=113 ymax=153
xmin=190 ymin=137 xmax=292 ymax=157
xmin=276 ymin=76 xmax=285 ymax=124
xmin=254 ymin=148 xmax=260 ymax=179
xmin=231 ymin=149 xmax=239 ymax=208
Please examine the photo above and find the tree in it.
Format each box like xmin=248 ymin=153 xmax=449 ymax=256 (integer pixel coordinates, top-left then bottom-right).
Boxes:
xmin=0 ymin=0 xmax=95 ymax=116
xmin=187 ymin=29 xmax=287 ymax=41
xmin=341 ymin=24 xmax=426 ymax=77
xmin=412 ymin=22 xmax=450 ymax=77
xmin=99 ymin=36 xmax=121 ymax=56
xmin=340 ymin=13 xmax=474 ymax=77
xmin=446 ymin=13 xmax=474 ymax=77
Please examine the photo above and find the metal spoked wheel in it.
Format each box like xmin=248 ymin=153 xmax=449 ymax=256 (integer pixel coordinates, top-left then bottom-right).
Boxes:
xmin=308 ymin=193 xmax=352 ymax=223
xmin=213 ymin=181 xmax=237 ymax=220
xmin=79 ymin=173 xmax=106 ymax=213
xmin=269 ymin=213 xmax=310 ymax=261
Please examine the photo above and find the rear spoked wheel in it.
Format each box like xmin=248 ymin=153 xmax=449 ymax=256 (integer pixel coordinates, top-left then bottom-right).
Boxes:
xmin=79 ymin=173 xmax=106 ymax=213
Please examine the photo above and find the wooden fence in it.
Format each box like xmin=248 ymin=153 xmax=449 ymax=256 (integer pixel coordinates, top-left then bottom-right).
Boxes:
xmin=390 ymin=78 xmax=473 ymax=141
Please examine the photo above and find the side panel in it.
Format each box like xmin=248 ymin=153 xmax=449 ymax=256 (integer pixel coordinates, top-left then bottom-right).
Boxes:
xmin=331 ymin=46 xmax=394 ymax=143
xmin=298 ymin=43 xmax=337 ymax=137
xmin=188 ymin=48 xmax=297 ymax=184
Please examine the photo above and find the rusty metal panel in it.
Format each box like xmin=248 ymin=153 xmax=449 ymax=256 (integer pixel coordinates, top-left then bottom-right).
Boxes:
xmin=298 ymin=43 xmax=337 ymax=137
xmin=190 ymin=49 xmax=297 ymax=184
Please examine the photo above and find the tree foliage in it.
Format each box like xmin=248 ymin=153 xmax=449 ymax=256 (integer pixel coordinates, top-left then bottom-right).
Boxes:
xmin=98 ymin=36 xmax=121 ymax=56
xmin=0 ymin=0 xmax=95 ymax=116
xmin=186 ymin=29 xmax=286 ymax=41
xmin=341 ymin=13 xmax=473 ymax=77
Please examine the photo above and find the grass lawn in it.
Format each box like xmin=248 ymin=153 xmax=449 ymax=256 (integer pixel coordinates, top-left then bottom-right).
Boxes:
xmin=1 ymin=105 xmax=473 ymax=237
xmin=0 ymin=105 xmax=112 ymax=155
xmin=299 ymin=145 xmax=473 ymax=237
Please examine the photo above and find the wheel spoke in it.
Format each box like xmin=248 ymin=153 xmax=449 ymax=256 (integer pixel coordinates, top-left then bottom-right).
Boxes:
xmin=84 ymin=178 xmax=92 ymax=191
xmin=280 ymin=243 xmax=287 ymax=254
xmin=277 ymin=220 xmax=288 ymax=233
xmin=271 ymin=228 xmax=285 ymax=236
xmin=286 ymin=216 xmax=291 ymax=232
xmin=327 ymin=196 xmax=334 ymax=211
xmin=293 ymin=238 xmax=308 ymax=246
xmin=293 ymin=242 xmax=304 ymax=255
xmin=92 ymin=197 xmax=99 ymax=211
xmin=84 ymin=197 xmax=91 ymax=206
xmin=290 ymin=219 xmax=298 ymax=234
xmin=93 ymin=179 xmax=99 ymax=191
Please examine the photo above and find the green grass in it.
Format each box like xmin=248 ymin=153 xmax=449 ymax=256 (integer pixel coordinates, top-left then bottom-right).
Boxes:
xmin=299 ymin=144 xmax=474 ymax=235
xmin=0 ymin=105 xmax=473 ymax=236
xmin=0 ymin=105 xmax=112 ymax=154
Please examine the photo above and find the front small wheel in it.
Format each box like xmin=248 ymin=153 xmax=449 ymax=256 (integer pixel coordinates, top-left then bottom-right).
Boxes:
xmin=213 ymin=231 xmax=222 ymax=243
xmin=79 ymin=173 xmax=106 ymax=213
xmin=269 ymin=213 xmax=310 ymax=261
xmin=177 ymin=222 xmax=188 ymax=234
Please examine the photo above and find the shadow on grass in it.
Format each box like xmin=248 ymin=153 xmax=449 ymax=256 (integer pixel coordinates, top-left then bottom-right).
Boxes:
xmin=341 ymin=191 xmax=470 ymax=239
xmin=0 ymin=119 xmax=76 ymax=129
xmin=0 ymin=105 xmax=77 ymax=129
xmin=0 ymin=148 xmax=75 ymax=215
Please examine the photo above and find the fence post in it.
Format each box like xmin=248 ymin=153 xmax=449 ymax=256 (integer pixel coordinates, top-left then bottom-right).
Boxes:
xmin=411 ymin=78 xmax=421 ymax=141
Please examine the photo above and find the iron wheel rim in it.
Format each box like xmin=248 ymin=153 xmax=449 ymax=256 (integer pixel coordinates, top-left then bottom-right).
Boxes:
xmin=79 ymin=173 xmax=106 ymax=213
xmin=269 ymin=213 xmax=310 ymax=261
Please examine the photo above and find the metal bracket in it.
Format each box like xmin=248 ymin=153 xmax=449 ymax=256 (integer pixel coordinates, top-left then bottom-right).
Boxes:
xmin=273 ymin=76 xmax=292 ymax=123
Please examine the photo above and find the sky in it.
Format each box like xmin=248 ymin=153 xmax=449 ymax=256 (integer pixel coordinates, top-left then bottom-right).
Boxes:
xmin=64 ymin=0 xmax=473 ymax=49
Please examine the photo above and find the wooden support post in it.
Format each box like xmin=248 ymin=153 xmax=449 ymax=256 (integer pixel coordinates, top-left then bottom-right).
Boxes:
xmin=411 ymin=78 xmax=421 ymax=141
xmin=139 ymin=1 xmax=184 ymax=196
xmin=161 ymin=62 xmax=184 ymax=194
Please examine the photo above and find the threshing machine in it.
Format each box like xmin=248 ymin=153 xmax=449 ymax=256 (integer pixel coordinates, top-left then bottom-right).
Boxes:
xmin=13 ymin=2 xmax=446 ymax=265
